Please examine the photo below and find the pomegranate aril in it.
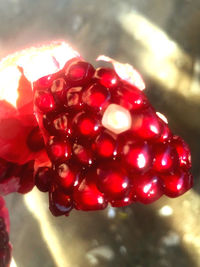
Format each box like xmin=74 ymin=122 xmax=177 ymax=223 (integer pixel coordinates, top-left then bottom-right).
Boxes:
xmin=35 ymin=91 xmax=55 ymax=113
xmin=35 ymin=167 xmax=53 ymax=192
xmin=26 ymin=126 xmax=45 ymax=152
xmin=65 ymin=86 xmax=83 ymax=108
xmin=47 ymin=138 xmax=71 ymax=162
xmin=122 ymin=140 xmax=153 ymax=173
xmin=152 ymin=143 xmax=179 ymax=173
xmin=49 ymin=188 xmax=73 ymax=216
xmin=94 ymin=132 xmax=117 ymax=158
xmin=114 ymin=84 xmax=148 ymax=111
xmin=65 ymin=61 xmax=95 ymax=86
xmin=171 ymin=136 xmax=192 ymax=170
xmin=95 ymin=67 xmax=119 ymax=88
xmin=73 ymin=142 xmax=93 ymax=165
xmin=132 ymin=172 xmax=163 ymax=204
xmin=73 ymin=112 xmax=100 ymax=137
xmin=35 ymin=74 xmax=54 ymax=89
xmin=44 ymin=113 xmax=71 ymax=136
xmin=73 ymin=175 xmax=107 ymax=211
xmin=156 ymin=122 xmax=172 ymax=143
xmin=50 ymin=78 xmax=68 ymax=104
xmin=82 ymin=83 xmax=111 ymax=110
xmin=161 ymin=170 xmax=193 ymax=198
xmin=55 ymin=163 xmax=79 ymax=191
xmin=131 ymin=108 xmax=163 ymax=140
xmin=110 ymin=195 xmax=134 ymax=207
xmin=96 ymin=164 xmax=130 ymax=199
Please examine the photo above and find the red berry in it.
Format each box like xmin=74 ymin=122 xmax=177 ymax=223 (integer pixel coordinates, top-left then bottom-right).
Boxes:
xmin=65 ymin=86 xmax=83 ymax=108
xmin=115 ymin=84 xmax=148 ymax=111
xmin=95 ymin=67 xmax=119 ymax=88
xmin=35 ymin=167 xmax=53 ymax=192
xmin=55 ymin=163 xmax=79 ymax=191
xmin=82 ymin=83 xmax=111 ymax=110
xmin=35 ymin=74 xmax=54 ymax=88
xmin=26 ymin=126 xmax=45 ymax=152
xmin=73 ymin=175 xmax=107 ymax=211
xmin=35 ymin=91 xmax=55 ymax=113
xmin=161 ymin=170 xmax=193 ymax=198
xmin=73 ymin=112 xmax=100 ymax=137
xmin=96 ymin=164 xmax=130 ymax=199
xmin=73 ymin=142 xmax=93 ymax=165
xmin=156 ymin=122 xmax=172 ymax=143
xmin=43 ymin=113 xmax=72 ymax=136
xmin=65 ymin=61 xmax=95 ymax=86
xmin=94 ymin=132 xmax=117 ymax=158
xmin=110 ymin=194 xmax=134 ymax=207
xmin=171 ymin=136 xmax=192 ymax=170
xmin=131 ymin=109 xmax=162 ymax=140
xmin=122 ymin=140 xmax=153 ymax=173
xmin=132 ymin=172 xmax=163 ymax=204
xmin=49 ymin=188 xmax=73 ymax=216
xmin=47 ymin=138 xmax=71 ymax=162
xmin=152 ymin=143 xmax=179 ymax=173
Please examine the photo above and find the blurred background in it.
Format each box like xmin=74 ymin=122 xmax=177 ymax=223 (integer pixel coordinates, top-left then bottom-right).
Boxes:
xmin=1 ymin=0 xmax=200 ymax=266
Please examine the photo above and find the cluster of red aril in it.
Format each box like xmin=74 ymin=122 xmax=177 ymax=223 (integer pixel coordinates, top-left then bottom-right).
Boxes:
xmin=33 ymin=58 xmax=193 ymax=216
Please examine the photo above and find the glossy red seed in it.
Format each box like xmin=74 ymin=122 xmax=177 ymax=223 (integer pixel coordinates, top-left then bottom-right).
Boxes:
xmin=49 ymin=188 xmax=73 ymax=216
xmin=35 ymin=92 xmax=55 ymax=113
xmin=161 ymin=170 xmax=193 ymax=198
xmin=110 ymin=190 xmax=135 ymax=207
xmin=94 ymin=132 xmax=117 ymax=158
xmin=82 ymin=83 xmax=111 ymax=110
xmin=97 ymin=165 xmax=130 ymax=199
xmin=55 ymin=163 xmax=79 ymax=190
xmin=115 ymin=84 xmax=148 ymax=111
xmin=65 ymin=86 xmax=83 ymax=107
xmin=73 ymin=143 xmax=93 ymax=165
xmin=65 ymin=61 xmax=95 ymax=86
xmin=131 ymin=109 xmax=162 ymax=140
xmin=156 ymin=122 xmax=172 ymax=143
xmin=95 ymin=67 xmax=119 ymax=88
xmin=35 ymin=74 xmax=54 ymax=88
xmin=122 ymin=141 xmax=153 ymax=173
xmin=47 ymin=138 xmax=71 ymax=162
xmin=171 ymin=136 xmax=192 ymax=170
xmin=35 ymin=167 xmax=53 ymax=192
xmin=73 ymin=112 xmax=100 ymax=137
xmin=132 ymin=172 xmax=163 ymax=204
xmin=26 ymin=126 xmax=45 ymax=152
xmin=153 ymin=143 xmax=179 ymax=173
xmin=73 ymin=176 xmax=107 ymax=211
xmin=43 ymin=113 xmax=72 ymax=136
xmin=51 ymin=78 xmax=66 ymax=94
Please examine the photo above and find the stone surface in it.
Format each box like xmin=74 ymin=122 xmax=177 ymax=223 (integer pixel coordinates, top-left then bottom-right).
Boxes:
xmin=1 ymin=0 xmax=200 ymax=266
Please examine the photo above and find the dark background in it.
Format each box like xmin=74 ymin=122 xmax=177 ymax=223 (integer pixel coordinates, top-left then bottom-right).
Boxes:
xmin=1 ymin=0 xmax=200 ymax=266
